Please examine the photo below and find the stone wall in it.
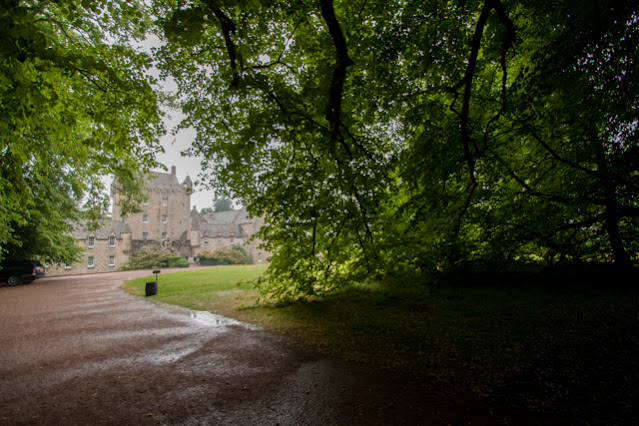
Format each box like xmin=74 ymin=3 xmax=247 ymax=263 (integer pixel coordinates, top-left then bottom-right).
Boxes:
xmin=46 ymin=233 xmax=131 ymax=276
xmin=130 ymin=238 xmax=192 ymax=258
xmin=241 ymin=217 xmax=270 ymax=264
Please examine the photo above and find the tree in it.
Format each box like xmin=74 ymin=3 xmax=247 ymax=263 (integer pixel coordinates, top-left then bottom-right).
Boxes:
xmin=213 ymin=196 xmax=233 ymax=212
xmin=0 ymin=1 xmax=164 ymax=263
xmin=154 ymin=0 xmax=639 ymax=297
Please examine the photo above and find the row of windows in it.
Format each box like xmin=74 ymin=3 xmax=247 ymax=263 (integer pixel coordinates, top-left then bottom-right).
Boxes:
xmin=143 ymin=197 xmax=169 ymax=207
xmin=204 ymin=237 xmax=236 ymax=245
xmin=87 ymin=236 xmax=116 ymax=248
xmin=142 ymin=232 xmax=168 ymax=240
xmin=142 ymin=214 xmax=168 ymax=223
xmin=65 ymin=256 xmax=116 ymax=270
xmin=87 ymin=256 xmax=116 ymax=268
xmin=87 ymin=234 xmax=244 ymax=245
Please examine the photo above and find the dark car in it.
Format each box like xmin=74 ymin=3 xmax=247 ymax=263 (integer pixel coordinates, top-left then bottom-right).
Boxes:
xmin=0 ymin=259 xmax=37 ymax=286
xmin=30 ymin=260 xmax=46 ymax=278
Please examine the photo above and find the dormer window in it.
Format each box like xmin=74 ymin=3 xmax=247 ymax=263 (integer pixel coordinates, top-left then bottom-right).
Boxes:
xmin=162 ymin=197 xmax=168 ymax=207
xmin=88 ymin=236 xmax=95 ymax=248
xmin=109 ymin=236 xmax=116 ymax=247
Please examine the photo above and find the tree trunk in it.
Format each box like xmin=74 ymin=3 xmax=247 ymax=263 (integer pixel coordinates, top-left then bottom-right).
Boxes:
xmin=603 ymin=185 xmax=631 ymax=267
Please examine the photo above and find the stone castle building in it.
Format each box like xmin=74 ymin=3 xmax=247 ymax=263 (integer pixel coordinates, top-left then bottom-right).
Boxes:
xmin=46 ymin=166 xmax=268 ymax=276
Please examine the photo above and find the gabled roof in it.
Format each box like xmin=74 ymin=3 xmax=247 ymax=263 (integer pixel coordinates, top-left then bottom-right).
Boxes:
xmin=145 ymin=171 xmax=193 ymax=193
xmin=147 ymin=172 xmax=179 ymax=189
xmin=72 ymin=220 xmax=132 ymax=239
xmin=203 ymin=206 xmax=252 ymax=225
xmin=199 ymin=223 xmax=244 ymax=238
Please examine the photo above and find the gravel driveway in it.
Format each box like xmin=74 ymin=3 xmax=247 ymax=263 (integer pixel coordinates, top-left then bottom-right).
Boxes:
xmin=0 ymin=270 xmax=488 ymax=425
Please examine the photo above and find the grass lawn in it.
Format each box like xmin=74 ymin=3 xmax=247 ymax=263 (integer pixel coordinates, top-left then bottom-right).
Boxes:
xmin=122 ymin=265 xmax=268 ymax=311
xmin=123 ymin=265 xmax=639 ymax=423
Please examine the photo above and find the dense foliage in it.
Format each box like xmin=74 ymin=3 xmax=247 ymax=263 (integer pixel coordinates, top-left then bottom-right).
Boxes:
xmin=0 ymin=0 xmax=164 ymax=264
xmin=213 ymin=196 xmax=233 ymax=212
xmin=152 ymin=0 xmax=639 ymax=298
xmin=198 ymin=245 xmax=251 ymax=265
xmin=121 ymin=250 xmax=188 ymax=270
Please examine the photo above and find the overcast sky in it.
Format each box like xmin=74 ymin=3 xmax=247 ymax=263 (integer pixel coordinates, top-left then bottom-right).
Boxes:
xmin=107 ymin=34 xmax=218 ymax=213
xmin=155 ymin=108 xmax=215 ymax=212
xmin=148 ymin=33 xmax=218 ymax=212
xmin=105 ymin=97 xmax=217 ymax=213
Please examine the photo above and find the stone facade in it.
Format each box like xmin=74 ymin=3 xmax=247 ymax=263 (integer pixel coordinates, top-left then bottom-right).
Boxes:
xmin=46 ymin=222 xmax=132 ymax=276
xmin=190 ymin=208 xmax=269 ymax=264
xmin=112 ymin=166 xmax=193 ymax=242
xmin=46 ymin=166 xmax=269 ymax=276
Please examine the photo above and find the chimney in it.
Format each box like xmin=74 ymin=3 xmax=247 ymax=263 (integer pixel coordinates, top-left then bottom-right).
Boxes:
xmin=171 ymin=165 xmax=176 ymax=175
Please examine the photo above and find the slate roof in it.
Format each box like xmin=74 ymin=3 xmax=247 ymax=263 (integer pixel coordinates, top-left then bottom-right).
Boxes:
xmin=203 ymin=206 xmax=252 ymax=225
xmin=190 ymin=207 xmax=251 ymax=238
xmin=147 ymin=172 xmax=180 ymax=189
xmin=199 ymin=223 xmax=243 ymax=238
xmin=72 ymin=220 xmax=132 ymax=240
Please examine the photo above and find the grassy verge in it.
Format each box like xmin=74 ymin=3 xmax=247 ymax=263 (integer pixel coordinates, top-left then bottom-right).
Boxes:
xmin=121 ymin=265 xmax=267 ymax=311
xmin=122 ymin=266 xmax=639 ymax=423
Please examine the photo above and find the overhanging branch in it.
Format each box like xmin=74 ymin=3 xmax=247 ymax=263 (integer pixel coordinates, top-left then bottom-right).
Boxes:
xmin=320 ymin=0 xmax=354 ymax=137
xmin=457 ymin=0 xmax=516 ymax=185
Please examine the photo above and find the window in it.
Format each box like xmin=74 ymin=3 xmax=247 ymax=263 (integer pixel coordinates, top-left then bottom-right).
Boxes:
xmin=109 ymin=256 xmax=115 ymax=266
xmin=162 ymin=215 xmax=167 ymax=223
xmin=162 ymin=197 xmax=168 ymax=207
xmin=64 ymin=263 xmax=72 ymax=270
xmin=88 ymin=236 xmax=95 ymax=248
xmin=162 ymin=232 xmax=167 ymax=240
xmin=142 ymin=232 xmax=148 ymax=240
xmin=142 ymin=214 xmax=148 ymax=223
xmin=88 ymin=256 xmax=94 ymax=268
xmin=258 ymin=253 xmax=262 ymax=263
xmin=109 ymin=236 xmax=115 ymax=247
xmin=230 ymin=237 xmax=234 ymax=243
xmin=204 ymin=238 xmax=209 ymax=245
xmin=218 ymin=238 xmax=222 ymax=245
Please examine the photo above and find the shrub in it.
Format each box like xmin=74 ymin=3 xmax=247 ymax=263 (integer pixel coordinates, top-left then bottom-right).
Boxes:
xmin=232 ymin=244 xmax=252 ymax=264
xmin=121 ymin=250 xmax=170 ymax=270
xmin=198 ymin=246 xmax=251 ymax=265
xmin=168 ymin=256 xmax=190 ymax=268
xmin=122 ymin=251 xmax=190 ymax=270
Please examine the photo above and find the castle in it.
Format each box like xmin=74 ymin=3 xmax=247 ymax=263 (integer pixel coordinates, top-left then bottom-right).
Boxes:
xmin=46 ymin=166 xmax=268 ymax=276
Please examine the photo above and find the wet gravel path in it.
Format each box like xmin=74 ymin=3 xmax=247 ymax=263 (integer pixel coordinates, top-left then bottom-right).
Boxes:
xmin=0 ymin=270 xmax=486 ymax=425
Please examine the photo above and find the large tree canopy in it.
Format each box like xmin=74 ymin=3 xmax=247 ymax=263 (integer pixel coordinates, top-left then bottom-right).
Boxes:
xmin=154 ymin=0 xmax=639 ymax=297
xmin=1 ymin=0 xmax=164 ymax=263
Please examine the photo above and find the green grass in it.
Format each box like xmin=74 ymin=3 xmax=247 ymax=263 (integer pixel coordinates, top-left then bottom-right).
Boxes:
xmin=121 ymin=265 xmax=268 ymax=311
xmin=122 ymin=266 xmax=639 ymax=423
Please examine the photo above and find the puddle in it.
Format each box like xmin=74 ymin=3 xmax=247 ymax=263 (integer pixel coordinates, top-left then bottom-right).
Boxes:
xmin=189 ymin=310 xmax=259 ymax=330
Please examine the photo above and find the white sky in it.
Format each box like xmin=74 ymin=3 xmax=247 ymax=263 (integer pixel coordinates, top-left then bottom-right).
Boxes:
xmin=155 ymin=109 xmax=215 ymax=212
xmin=145 ymin=34 xmax=217 ymax=211
xmin=106 ymin=34 xmax=217 ymax=212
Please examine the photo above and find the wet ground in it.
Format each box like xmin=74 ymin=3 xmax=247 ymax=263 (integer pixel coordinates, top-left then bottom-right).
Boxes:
xmin=0 ymin=270 xmax=492 ymax=425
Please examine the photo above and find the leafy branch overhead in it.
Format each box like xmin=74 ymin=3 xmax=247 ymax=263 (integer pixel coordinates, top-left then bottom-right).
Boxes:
xmin=0 ymin=0 xmax=164 ymax=263
xmin=155 ymin=0 xmax=639 ymax=297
